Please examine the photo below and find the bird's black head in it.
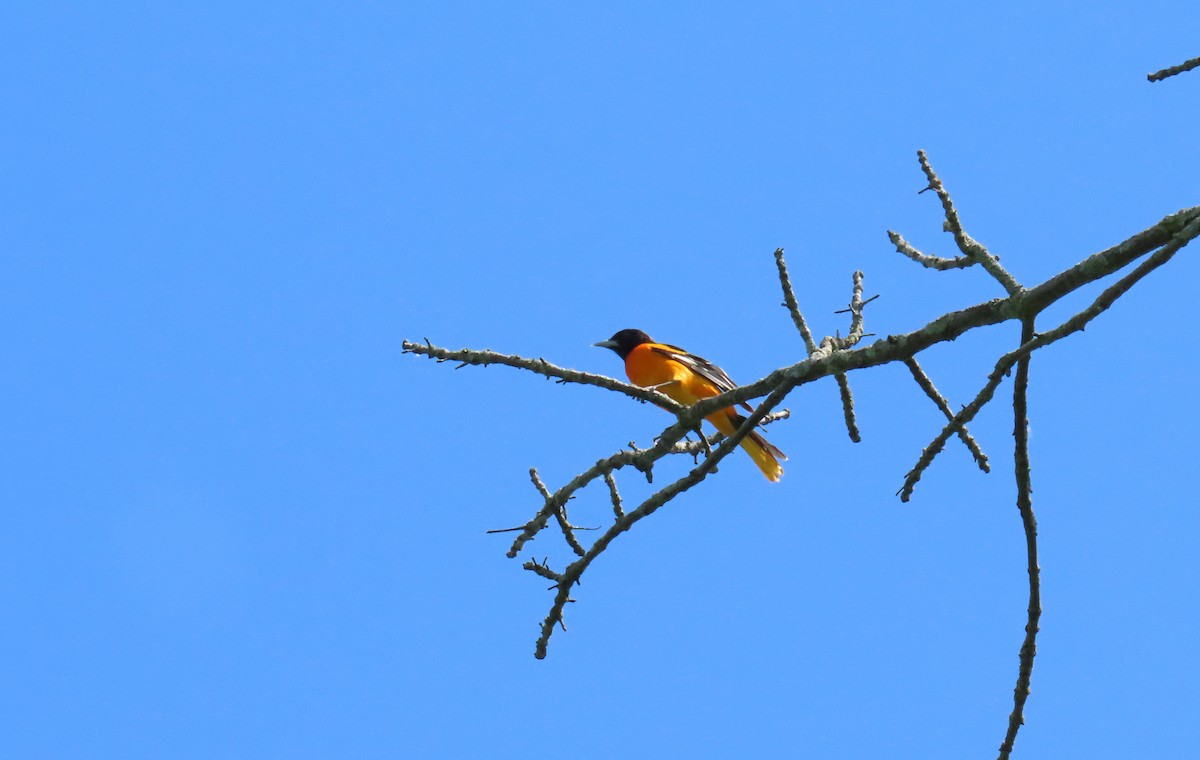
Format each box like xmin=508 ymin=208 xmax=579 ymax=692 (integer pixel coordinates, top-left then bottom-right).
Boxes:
xmin=593 ymin=328 xmax=652 ymax=360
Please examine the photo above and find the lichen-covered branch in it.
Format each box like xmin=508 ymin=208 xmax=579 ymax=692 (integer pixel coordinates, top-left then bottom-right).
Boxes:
xmin=888 ymin=229 xmax=973 ymax=270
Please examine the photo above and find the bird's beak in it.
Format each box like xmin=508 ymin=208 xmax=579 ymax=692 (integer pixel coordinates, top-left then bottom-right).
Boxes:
xmin=593 ymin=339 xmax=618 ymax=350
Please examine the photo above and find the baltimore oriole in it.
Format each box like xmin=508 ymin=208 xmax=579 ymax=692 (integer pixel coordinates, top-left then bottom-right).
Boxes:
xmin=594 ymin=329 xmax=785 ymax=482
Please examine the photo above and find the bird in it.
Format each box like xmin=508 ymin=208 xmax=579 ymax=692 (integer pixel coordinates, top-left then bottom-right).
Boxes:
xmin=594 ymin=328 xmax=785 ymax=481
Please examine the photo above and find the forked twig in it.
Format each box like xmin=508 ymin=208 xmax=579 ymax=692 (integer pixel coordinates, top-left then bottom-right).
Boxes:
xmin=775 ymin=249 xmax=870 ymax=442
xmin=916 ymin=150 xmax=1023 ymax=295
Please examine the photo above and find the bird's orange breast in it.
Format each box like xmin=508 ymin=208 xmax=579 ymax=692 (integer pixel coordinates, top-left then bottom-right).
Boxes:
xmin=624 ymin=343 xmax=718 ymax=407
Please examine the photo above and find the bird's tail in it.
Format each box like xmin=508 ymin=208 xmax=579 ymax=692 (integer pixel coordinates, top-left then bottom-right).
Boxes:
xmin=711 ymin=411 xmax=786 ymax=482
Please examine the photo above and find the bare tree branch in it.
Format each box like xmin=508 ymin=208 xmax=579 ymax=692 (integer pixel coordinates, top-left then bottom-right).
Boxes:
xmin=405 ymin=155 xmax=1199 ymax=673
xmin=414 ymin=205 xmax=1196 ymax=498
xmin=398 ymin=44 xmax=1200 ymax=752
xmin=997 ymin=318 xmax=1041 ymax=759
xmin=1148 ymin=55 xmax=1200 ymax=82
xmin=553 ymin=201 xmax=1195 ymax=638
xmin=399 ymin=342 xmax=685 ymax=414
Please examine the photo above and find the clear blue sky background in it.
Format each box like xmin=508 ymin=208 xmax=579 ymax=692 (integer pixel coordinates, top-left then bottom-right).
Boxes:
xmin=4 ymin=3 xmax=1197 ymax=758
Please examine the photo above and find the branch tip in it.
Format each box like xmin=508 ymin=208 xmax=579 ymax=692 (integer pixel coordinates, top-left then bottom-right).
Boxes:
xmin=1148 ymin=56 xmax=1200 ymax=82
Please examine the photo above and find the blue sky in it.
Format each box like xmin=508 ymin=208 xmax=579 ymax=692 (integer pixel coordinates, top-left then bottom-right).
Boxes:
xmin=3 ymin=3 xmax=1198 ymax=758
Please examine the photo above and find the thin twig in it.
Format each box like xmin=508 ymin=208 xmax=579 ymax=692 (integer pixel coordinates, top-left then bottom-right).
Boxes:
xmin=701 ymin=409 xmax=790 ymax=450
xmin=998 ymin=318 xmax=1041 ymax=760
xmin=829 ymin=271 xmax=869 ymax=440
xmin=903 ymin=357 xmax=990 ymax=472
xmin=531 ymin=468 xmax=586 ymax=558
xmin=774 ymin=247 xmax=819 ymax=353
xmin=603 ymin=471 xmax=624 ymax=520
xmin=524 ymin=558 xmax=562 ymax=583
xmin=829 ymin=270 xmax=868 ymax=350
xmin=1148 ymin=56 xmax=1200 ymax=82
xmin=835 ymin=373 xmax=861 ymax=442
xmin=400 ymin=342 xmax=684 ymax=413
xmin=888 ymin=229 xmax=974 ymax=270
xmin=760 ymin=409 xmax=791 ymax=426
